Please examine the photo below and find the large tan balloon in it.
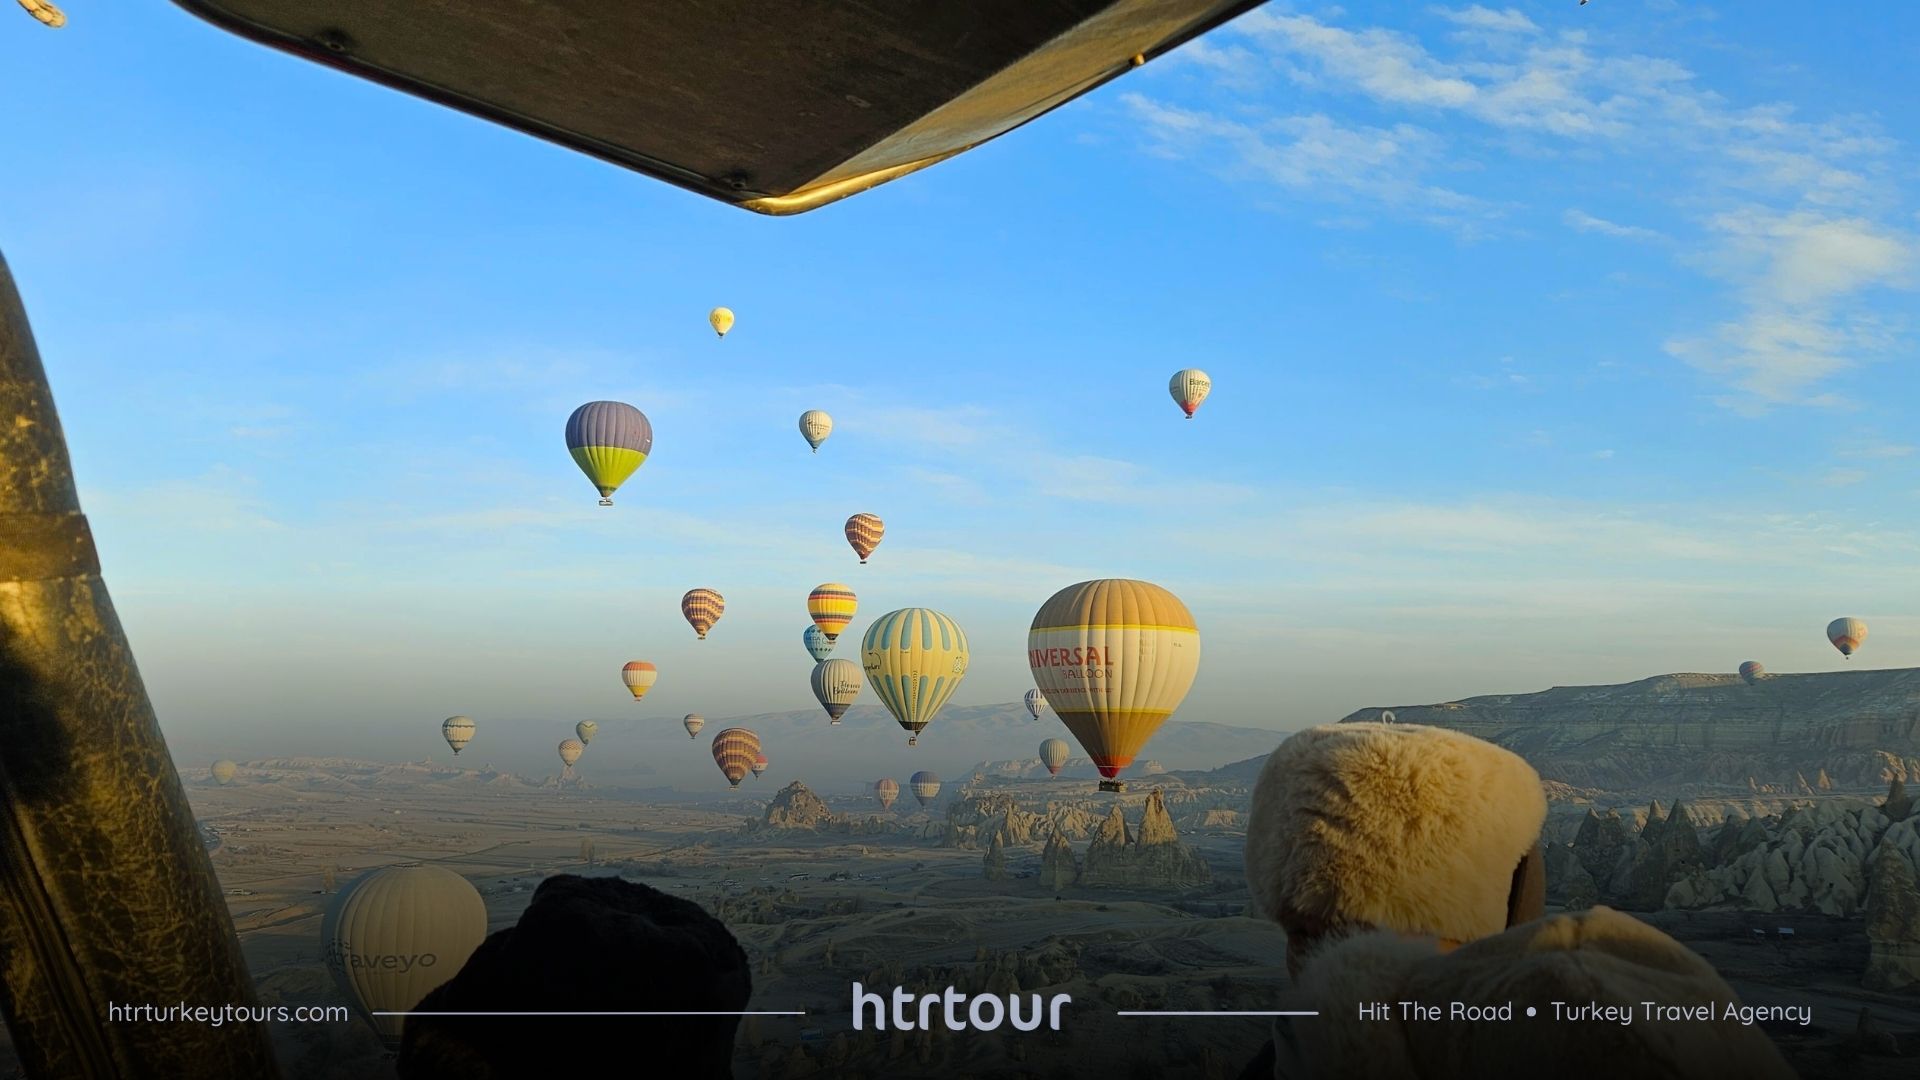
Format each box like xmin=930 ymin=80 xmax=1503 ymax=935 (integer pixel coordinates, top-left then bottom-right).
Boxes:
xmin=321 ymin=866 xmax=488 ymax=1050
xmin=1028 ymin=579 xmax=1200 ymax=791
xmin=210 ymin=760 xmax=237 ymax=785
xmin=558 ymin=738 xmax=584 ymax=768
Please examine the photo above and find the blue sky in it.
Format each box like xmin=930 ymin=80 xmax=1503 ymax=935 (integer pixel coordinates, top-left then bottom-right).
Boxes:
xmin=2 ymin=3 xmax=1917 ymax=775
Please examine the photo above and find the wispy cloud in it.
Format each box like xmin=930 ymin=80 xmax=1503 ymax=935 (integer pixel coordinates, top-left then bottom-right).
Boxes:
xmin=1562 ymin=208 xmax=1664 ymax=242
xmin=1135 ymin=7 xmax=1915 ymax=410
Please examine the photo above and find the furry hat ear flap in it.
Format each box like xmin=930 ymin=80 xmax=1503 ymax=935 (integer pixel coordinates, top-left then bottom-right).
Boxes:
xmin=1245 ymin=723 xmax=1547 ymax=954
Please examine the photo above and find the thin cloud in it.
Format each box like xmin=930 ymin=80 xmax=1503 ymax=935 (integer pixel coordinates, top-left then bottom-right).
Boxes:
xmin=1563 ymin=208 xmax=1665 ymax=242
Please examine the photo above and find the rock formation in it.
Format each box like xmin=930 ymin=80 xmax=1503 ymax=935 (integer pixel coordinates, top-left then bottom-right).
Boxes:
xmin=940 ymin=792 xmax=1099 ymax=849
xmin=1862 ymin=835 xmax=1920 ymax=992
xmin=1039 ymin=829 xmax=1078 ymax=890
xmin=1886 ymin=775 xmax=1913 ymax=823
xmin=982 ymin=830 xmax=1009 ymax=881
xmin=1077 ymin=790 xmax=1211 ymax=889
xmin=761 ymin=782 xmax=841 ymax=830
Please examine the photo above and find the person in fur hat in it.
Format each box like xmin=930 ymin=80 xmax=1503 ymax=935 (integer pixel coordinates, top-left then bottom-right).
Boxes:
xmin=1244 ymin=722 xmax=1549 ymax=974
xmin=1237 ymin=723 xmax=1796 ymax=1079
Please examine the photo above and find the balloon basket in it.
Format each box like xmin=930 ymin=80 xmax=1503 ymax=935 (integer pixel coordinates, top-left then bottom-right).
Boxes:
xmin=1099 ymin=779 xmax=1126 ymax=793
xmin=597 ymin=497 xmax=613 ymax=506
xmin=907 ymin=736 xmax=918 ymax=746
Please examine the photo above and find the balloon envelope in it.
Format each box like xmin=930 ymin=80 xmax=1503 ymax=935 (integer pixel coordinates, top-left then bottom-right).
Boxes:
xmin=321 ymin=865 xmax=487 ymax=1050
xmin=621 ymin=661 xmax=658 ymax=701
xmin=211 ymin=760 xmax=237 ymax=785
xmin=709 ymin=307 xmax=734 ymax=337
xmin=909 ymin=770 xmax=941 ymax=807
xmin=1827 ymin=617 xmax=1867 ymax=658
xmin=441 ymin=716 xmax=475 ymax=755
xmin=1024 ymin=689 xmax=1047 ymax=721
xmin=807 ymin=582 xmax=857 ymax=640
xmin=1029 ymin=579 xmax=1200 ymax=791
xmin=683 ymin=589 xmax=725 ymax=639
xmin=565 ymin=401 xmax=653 ymax=505
xmin=861 ymin=608 xmax=969 ymax=745
xmin=804 ymin=625 xmax=836 ymax=662
xmin=683 ymin=713 xmax=706 ymax=739
xmin=799 ymin=410 xmax=833 ymax=451
xmin=845 ymin=513 xmax=885 ymax=563
xmin=1738 ymin=661 xmax=1765 ymax=686
xmin=558 ymin=739 xmax=584 ymax=767
xmin=575 ymin=720 xmax=598 ymax=744
xmin=1169 ymin=368 xmax=1212 ymax=419
xmin=712 ymin=728 xmax=760 ymax=787
xmin=875 ymin=778 xmax=899 ymax=811
xmin=810 ymin=658 xmax=863 ymax=723
xmin=752 ymin=753 xmax=769 ymax=778
xmin=1039 ymin=738 xmax=1070 ymax=776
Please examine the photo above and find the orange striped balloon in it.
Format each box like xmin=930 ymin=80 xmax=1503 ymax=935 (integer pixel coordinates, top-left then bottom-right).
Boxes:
xmin=621 ymin=661 xmax=658 ymax=701
xmin=711 ymin=727 xmax=760 ymax=788
xmin=682 ymin=588 xmax=725 ymax=640
xmin=845 ymin=513 xmax=885 ymax=564
xmin=807 ymin=582 xmax=858 ymax=640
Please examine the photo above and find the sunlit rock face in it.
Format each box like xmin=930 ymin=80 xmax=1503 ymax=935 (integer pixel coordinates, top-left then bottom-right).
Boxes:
xmin=1344 ymin=670 xmax=1920 ymax=791
xmin=1076 ymin=791 xmax=1211 ymax=890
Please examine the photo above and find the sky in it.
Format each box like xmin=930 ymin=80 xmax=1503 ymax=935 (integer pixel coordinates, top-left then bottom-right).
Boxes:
xmin=2 ymin=3 xmax=1918 ymax=778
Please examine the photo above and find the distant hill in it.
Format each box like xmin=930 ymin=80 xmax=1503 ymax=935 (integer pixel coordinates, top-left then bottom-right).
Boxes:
xmin=1337 ymin=668 xmax=1920 ymax=795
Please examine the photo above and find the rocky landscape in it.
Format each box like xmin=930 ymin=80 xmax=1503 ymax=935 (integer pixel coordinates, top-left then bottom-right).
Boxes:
xmin=1347 ymin=668 xmax=1920 ymax=793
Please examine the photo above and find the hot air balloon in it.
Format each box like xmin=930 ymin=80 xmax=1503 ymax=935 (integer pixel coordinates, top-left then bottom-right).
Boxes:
xmin=807 ymin=582 xmax=857 ymax=640
xmin=1029 ymin=579 xmax=1200 ymax=792
xmin=683 ymin=713 xmax=705 ymax=739
xmin=752 ymin=753 xmax=769 ymax=780
xmin=1828 ymin=617 xmax=1867 ymax=659
xmin=804 ymin=625 xmax=836 ymax=662
xmin=1738 ymin=661 xmax=1765 ymax=686
xmin=909 ymin=770 xmax=941 ymax=808
xmin=17 ymin=1 xmax=65 ymax=28
xmin=810 ymin=658 xmax=863 ymax=723
xmin=621 ymin=660 xmax=658 ymax=702
xmin=558 ymin=738 xmax=584 ymax=779
xmin=565 ymin=401 xmax=653 ymax=506
xmin=682 ymin=588 xmax=725 ymax=640
xmin=1024 ymin=689 xmax=1047 ymax=722
xmin=211 ymin=760 xmax=237 ymax=785
xmin=711 ymin=728 xmax=760 ymax=787
xmin=861 ymin=607 xmax=969 ymax=746
xmin=441 ymin=716 xmax=475 ymax=755
xmin=1039 ymin=738 xmax=1069 ymax=777
xmin=709 ymin=307 xmax=735 ymax=338
xmin=1169 ymin=368 xmax=1212 ymax=420
xmin=321 ymin=865 xmax=487 ymax=1050
xmin=575 ymin=720 xmax=598 ymax=745
xmin=875 ymin=778 xmax=899 ymax=811
xmin=845 ymin=513 xmax=885 ymax=564
xmin=799 ymin=410 xmax=833 ymax=452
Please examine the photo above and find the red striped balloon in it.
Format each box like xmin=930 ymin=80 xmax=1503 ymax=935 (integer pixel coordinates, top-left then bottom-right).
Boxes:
xmin=682 ymin=589 xmax=725 ymax=640
xmin=711 ymin=728 xmax=760 ymax=788
xmin=845 ymin=514 xmax=884 ymax=564
xmin=875 ymin=778 xmax=899 ymax=811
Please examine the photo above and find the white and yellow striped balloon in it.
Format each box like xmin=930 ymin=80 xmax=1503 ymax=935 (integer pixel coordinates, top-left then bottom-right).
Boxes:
xmin=621 ymin=661 xmax=658 ymax=701
xmin=683 ymin=713 xmax=705 ymax=739
xmin=861 ymin=608 xmax=968 ymax=745
xmin=1169 ymin=368 xmax=1212 ymax=419
xmin=1028 ymin=579 xmax=1200 ymax=791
